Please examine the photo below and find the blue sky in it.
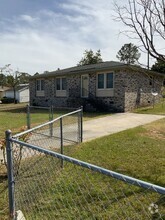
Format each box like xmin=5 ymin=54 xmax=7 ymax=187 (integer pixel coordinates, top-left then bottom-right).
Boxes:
xmin=0 ymin=0 xmax=156 ymax=75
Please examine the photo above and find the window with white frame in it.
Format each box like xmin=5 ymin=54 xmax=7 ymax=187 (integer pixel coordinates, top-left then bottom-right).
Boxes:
xmin=36 ymin=79 xmax=44 ymax=91
xmin=56 ymin=77 xmax=66 ymax=91
xmin=97 ymin=72 xmax=114 ymax=89
xmin=36 ymin=79 xmax=45 ymax=96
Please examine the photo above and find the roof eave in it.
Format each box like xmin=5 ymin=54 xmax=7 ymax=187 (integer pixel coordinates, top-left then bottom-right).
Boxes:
xmin=30 ymin=63 xmax=165 ymax=80
xmin=30 ymin=64 xmax=128 ymax=79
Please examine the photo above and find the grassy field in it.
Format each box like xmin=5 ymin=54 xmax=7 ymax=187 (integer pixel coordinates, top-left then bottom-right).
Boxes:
xmin=12 ymin=118 xmax=165 ymax=219
xmin=0 ymin=103 xmax=110 ymax=219
xmin=69 ymin=119 xmax=165 ymax=184
xmin=134 ymin=98 xmax=165 ymax=115
xmin=0 ymin=103 xmax=165 ymax=219
xmin=0 ymin=103 xmax=110 ymax=138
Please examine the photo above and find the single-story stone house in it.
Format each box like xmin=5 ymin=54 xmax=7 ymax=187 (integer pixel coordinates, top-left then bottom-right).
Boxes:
xmin=29 ymin=61 xmax=165 ymax=112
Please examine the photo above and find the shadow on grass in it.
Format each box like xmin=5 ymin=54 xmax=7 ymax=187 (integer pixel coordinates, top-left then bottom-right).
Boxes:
xmin=0 ymin=107 xmax=27 ymax=113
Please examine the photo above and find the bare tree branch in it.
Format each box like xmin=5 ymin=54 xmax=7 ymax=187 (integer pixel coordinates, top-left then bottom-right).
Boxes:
xmin=114 ymin=0 xmax=165 ymax=62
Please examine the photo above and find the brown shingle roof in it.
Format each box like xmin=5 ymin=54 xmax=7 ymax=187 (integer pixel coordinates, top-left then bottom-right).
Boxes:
xmin=30 ymin=61 xmax=165 ymax=79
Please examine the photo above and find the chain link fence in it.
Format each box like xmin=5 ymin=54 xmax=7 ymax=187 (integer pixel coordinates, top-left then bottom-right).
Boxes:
xmin=26 ymin=105 xmax=51 ymax=129
xmin=6 ymin=131 xmax=165 ymax=219
xmin=18 ymin=108 xmax=83 ymax=156
xmin=26 ymin=105 xmax=78 ymax=129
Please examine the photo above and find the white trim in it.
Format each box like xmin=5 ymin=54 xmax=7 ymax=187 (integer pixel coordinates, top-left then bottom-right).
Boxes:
xmin=36 ymin=91 xmax=45 ymax=97
xmin=56 ymin=90 xmax=67 ymax=97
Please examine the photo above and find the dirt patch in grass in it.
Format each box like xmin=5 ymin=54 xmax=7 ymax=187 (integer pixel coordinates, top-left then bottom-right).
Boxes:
xmin=143 ymin=129 xmax=165 ymax=140
xmin=142 ymin=118 xmax=165 ymax=140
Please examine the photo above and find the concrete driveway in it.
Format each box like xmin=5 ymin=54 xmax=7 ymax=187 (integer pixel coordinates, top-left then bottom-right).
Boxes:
xmin=83 ymin=113 xmax=165 ymax=142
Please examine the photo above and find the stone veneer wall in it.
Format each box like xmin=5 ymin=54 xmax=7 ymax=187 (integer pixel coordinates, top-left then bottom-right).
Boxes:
xmin=30 ymin=75 xmax=82 ymax=107
xmin=29 ymin=70 xmax=163 ymax=112
xmin=122 ymin=70 xmax=163 ymax=111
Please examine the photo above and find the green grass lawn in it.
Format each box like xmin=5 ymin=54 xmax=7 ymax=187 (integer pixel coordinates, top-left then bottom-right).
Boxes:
xmin=134 ymin=98 xmax=165 ymax=115
xmin=64 ymin=118 xmax=165 ymax=185
xmin=0 ymin=103 xmax=165 ymax=219
xmin=0 ymin=103 xmax=110 ymax=219
xmin=12 ymin=118 xmax=165 ymax=219
xmin=0 ymin=103 xmax=110 ymax=138
xmin=0 ymin=104 xmax=60 ymax=138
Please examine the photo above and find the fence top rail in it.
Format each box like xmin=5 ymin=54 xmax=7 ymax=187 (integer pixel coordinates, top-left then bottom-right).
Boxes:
xmin=28 ymin=105 xmax=50 ymax=110
xmin=52 ymin=106 xmax=79 ymax=110
xmin=10 ymin=137 xmax=165 ymax=195
xmin=13 ymin=108 xmax=82 ymax=138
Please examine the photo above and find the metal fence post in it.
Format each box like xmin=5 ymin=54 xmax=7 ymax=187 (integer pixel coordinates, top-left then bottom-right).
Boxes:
xmin=51 ymin=105 xmax=54 ymax=121
xmin=80 ymin=106 xmax=83 ymax=142
xmin=27 ymin=104 xmax=31 ymax=129
xmin=49 ymin=105 xmax=53 ymax=121
xmin=49 ymin=106 xmax=53 ymax=137
xmin=60 ymin=118 xmax=64 ymax=168
xmin=6 ymin=130 xmax=15 ymax=220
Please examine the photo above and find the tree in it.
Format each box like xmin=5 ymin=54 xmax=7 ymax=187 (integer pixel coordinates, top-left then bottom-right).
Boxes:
xmin=6 ymin=70 xmax=21 ymax=103
xmin=114 ymin=0 xmax=165 ymax=62
xmin=151 ymin=58 xmax=165 ymax=74
xmin=77 ymin=49 xmax=103 ymax=66
xmin=116 ymin=43 xmax=141 ymax=64
xmin=0 ymin=64 xmax=30 ymax=103
xmin=19 ymin=72 xmax=30 ymax=84
xmin=0 ymin=73 xmax=6 ymax=87
xmin=0 ymin=64 xmax=11 ymax=87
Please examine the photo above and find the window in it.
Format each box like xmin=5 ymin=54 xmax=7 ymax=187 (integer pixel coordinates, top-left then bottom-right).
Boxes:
xmin=56 ymin=77 xmax=66 ymax=90
xmin=36 ymin=79 xmax=44 ymax=91
xmin=36 ymin=79 xmax=45 ymax=97
xmin=106 ymin=73 xmax=113 ymax=88
xmin=98 ymin=74 xmax=104 ymax=89
xmin=62 ymin=78 xmax=66 ymax=90
xmin=56 ymin=78 xmax=61 ymax=90
xmin=97 ymin=72 xmax=113 ymax=89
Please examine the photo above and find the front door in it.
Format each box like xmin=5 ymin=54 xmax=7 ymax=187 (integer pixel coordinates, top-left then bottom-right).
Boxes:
xmin=81 ymin=75 xmax=89 ymax=98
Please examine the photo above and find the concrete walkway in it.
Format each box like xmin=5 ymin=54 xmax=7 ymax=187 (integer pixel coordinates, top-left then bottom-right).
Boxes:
xmin=83 ymin=113 xmax=165 ymax=142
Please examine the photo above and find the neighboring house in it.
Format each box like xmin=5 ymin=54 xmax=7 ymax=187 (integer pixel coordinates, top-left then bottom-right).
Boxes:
xmin=5 ymin=84 xmax=29 ymax=103
xmin=29 ymin=61 xmax=165 ymax=112
xmin=0 ymin=86 xmax=10 ymax=98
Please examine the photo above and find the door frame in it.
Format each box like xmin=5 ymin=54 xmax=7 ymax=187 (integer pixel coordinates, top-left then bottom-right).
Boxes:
xmin=81 ymin=74 xmax=89 ymax=98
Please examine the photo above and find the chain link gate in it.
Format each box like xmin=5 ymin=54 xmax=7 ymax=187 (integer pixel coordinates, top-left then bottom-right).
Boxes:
xmin=24 ymin=108 xmax=82 ymax=154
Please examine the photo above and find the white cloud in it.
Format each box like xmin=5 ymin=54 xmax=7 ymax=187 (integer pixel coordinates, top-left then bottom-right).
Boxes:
xmin=19 ymin=15 xmax=38 ymax=23
xmin=0 ymin=0 xmax=154 ymax=74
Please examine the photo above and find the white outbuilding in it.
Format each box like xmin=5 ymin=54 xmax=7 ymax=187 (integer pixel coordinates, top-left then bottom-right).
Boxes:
xmin=5 ymin=84 xmax=29 ymax=103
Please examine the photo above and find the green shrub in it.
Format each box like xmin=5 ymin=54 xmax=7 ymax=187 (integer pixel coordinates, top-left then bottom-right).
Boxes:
xmin=1 ymin=97 xmax=15 ymax=104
